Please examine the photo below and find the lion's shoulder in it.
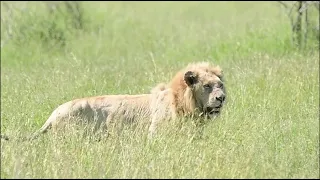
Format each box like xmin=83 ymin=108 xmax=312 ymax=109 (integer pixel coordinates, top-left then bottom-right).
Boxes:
xmin=150 ymin=83 xmax=168 ymax=94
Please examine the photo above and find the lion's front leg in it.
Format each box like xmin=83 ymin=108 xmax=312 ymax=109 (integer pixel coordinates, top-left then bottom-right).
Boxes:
xmin=148 ymin=117 xmax=160 ymax=139
xmin=148 ymin=111 xmax=173 ymax=139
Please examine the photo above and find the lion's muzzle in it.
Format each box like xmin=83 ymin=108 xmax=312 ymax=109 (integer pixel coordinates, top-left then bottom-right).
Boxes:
xmin=205 ymin=90 xmax=226 ymax=117
xmin=215 ymin=93 xmax=225 ymax=103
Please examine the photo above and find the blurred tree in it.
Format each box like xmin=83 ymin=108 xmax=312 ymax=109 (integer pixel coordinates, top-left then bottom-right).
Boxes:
xmin=278 ymin=1 xmax=319 ymax=48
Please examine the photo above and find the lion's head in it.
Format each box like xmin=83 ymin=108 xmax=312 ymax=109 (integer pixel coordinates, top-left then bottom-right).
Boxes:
xmin=170 ymin=62 xmax=226 ymax=118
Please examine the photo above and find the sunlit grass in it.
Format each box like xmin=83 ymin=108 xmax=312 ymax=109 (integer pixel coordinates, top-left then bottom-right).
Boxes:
xmin=1 ymin=1 xmax=319 ymax=178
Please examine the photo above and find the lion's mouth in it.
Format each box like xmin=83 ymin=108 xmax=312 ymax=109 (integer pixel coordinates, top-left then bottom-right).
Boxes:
xmin=206 ymin=107 xmax=220 ymax=115
xmin=199 ymin=108 xmax=220 ymax=118
xmin=209 ymin=110 xmax=220 ymax=115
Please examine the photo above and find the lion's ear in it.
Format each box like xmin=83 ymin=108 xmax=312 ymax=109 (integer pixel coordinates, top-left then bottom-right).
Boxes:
xmin=184 ymin=71 xmax=198 ymax=86
xmin=213 ymin=66 xmax=224 ymax=81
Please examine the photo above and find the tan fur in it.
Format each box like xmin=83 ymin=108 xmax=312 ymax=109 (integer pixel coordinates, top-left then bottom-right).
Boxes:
xmin=1 ymin=62 xmax=226 ymax=141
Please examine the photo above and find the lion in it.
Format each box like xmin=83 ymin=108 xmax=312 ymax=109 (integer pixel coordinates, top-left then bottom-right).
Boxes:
xmin=0 ymin=62 xmax=226 ymax=141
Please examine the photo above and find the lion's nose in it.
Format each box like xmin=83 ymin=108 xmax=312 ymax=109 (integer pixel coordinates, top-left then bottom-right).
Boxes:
xmin=216 ymin=94 xmax=225 ymax=102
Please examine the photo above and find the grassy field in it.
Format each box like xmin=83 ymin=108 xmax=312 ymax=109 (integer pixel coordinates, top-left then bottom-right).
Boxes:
xmin=1 ymin=1 xmax=319 ymax=178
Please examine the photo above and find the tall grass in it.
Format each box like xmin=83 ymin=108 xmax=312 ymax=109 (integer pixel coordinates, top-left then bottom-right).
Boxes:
xmin=1 ymin=1 xmax=319 ymax=178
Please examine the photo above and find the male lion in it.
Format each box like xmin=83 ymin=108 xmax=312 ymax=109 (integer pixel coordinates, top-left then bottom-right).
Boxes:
xmin=1 ymin=62 xmax=226 ymax=141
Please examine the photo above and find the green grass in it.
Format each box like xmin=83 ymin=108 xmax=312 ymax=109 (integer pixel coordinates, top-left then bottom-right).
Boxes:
xmin=1 ymin=1 xmax=319 ymax=178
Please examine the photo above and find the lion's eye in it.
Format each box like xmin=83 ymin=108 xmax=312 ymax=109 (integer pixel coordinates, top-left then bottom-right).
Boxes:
xmin=203 ymin=84 xmax=211 ymax=89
